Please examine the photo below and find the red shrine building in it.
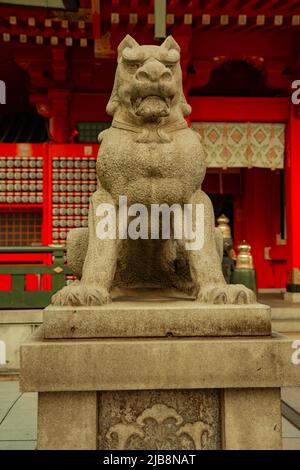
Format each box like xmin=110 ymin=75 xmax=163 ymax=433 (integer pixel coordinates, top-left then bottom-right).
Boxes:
xmin=0 ymin=0 xmax=300 ymax=293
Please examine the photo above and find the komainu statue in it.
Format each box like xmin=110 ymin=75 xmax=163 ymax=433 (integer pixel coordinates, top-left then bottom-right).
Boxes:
xmin=52 ymin=35 xmax=255 ymax=306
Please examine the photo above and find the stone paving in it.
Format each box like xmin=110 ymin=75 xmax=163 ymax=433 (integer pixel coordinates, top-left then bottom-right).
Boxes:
xmin=0 ymin=380 xmax=300 ymax=450
xmin=0 ymin=380 xmax=36 ymax=450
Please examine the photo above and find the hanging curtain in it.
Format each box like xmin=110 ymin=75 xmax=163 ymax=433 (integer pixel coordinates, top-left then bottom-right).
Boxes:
xmin=191 ymin=122 xmax=285 ymax=169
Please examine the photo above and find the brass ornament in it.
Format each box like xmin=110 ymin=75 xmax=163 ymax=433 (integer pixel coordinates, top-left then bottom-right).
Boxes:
xmin=287 ymin=267 xmax=300 ymax=284
xmin=236 ymin=240 xmax=254 ymax=269
xmin=216 ymin=214 xmax=232 ymax=239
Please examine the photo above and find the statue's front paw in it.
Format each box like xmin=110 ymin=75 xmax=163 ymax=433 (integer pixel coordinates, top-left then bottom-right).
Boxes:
xmin=51 ymin=281 xmax=111 ymax=306
xmin=230 ymin=284 xmax=256 ymax=304
xmin=197 ymin=283 xmax=256 ymax=304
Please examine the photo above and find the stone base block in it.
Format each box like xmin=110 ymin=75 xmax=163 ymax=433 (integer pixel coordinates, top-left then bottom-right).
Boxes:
xmin=20 ymin=325 xmax=300 ymax=450
xmin=38 ymin=392 xmax=97 ymax=450
xmin=223 ymin=388 xmax=282 ymax=450
xmin=34 ymin=388 xmax=282 ymax=450
xmin=43 ymin=293 xmax=271 ymax=339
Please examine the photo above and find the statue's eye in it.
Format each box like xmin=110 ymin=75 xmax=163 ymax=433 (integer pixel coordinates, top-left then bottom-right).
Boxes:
xmin=165 ymin=63 xmax=175 ymax=70
xmin=124 ymin=61 xmax=140 ymax=73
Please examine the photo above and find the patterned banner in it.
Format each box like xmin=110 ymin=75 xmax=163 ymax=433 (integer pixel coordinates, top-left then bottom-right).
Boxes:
xmin=191 ymin=122 xmax=285 ymax=169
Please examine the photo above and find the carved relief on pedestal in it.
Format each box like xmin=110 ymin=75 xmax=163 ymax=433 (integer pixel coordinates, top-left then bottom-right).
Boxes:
xmin=106 ymin=404 xmax=212 ymax=450
xmin=99 ymin=390 xmax=220 ymax=450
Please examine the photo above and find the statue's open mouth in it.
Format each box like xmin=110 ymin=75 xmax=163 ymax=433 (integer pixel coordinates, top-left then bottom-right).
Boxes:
xmin=133 ymin=95 xmax=172 ymax=120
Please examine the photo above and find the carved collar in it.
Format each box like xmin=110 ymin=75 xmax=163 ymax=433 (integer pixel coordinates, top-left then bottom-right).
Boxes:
xmin=111 ymin=119 xmax=188 ymax=143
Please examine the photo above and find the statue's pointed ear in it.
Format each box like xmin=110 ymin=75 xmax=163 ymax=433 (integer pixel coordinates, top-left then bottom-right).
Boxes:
xmin=117 ymin=35 xmax=139 ymax=57
xmin=160 ymin=36 xmax=180 ymax=52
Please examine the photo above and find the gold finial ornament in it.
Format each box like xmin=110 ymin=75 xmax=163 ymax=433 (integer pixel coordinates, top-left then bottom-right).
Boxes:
xmin=217 ymin=214 xmax=232 ymax=239
xmin=236 ymin=240 xmax=254 ymax=269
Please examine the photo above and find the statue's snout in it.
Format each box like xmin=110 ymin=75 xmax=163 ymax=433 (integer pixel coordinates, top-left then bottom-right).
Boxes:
xmin=136 ymin=61 xmax=172 ymax=83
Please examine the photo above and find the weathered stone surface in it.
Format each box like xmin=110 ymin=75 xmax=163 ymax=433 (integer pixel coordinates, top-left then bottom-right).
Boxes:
xmin=34 ymin=387 xmax=284 ymax=450
xmin=44 ymin=298 xmax=271 ymax=339
xmin=38 ymin=391 xmax=97 ymax=450
xmin=99 ymin=390 xmax=221 ymax=450
xmin=51 ymin=35 xmax=255 ymax=307
xmin=223 ymin=388 xmax=282 ymax=450
xmin=20 ymin=328 xmax=300 ymax=392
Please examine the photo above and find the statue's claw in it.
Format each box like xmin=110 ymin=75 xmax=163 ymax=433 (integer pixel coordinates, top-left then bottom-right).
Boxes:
xmin=51 ymin=281 xmax=111 ymax=306
xmin=197 ymin=283 xmax=256 ymax=304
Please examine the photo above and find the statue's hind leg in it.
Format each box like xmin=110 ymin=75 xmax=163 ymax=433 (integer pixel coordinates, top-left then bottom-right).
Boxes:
xmin=182 ymin=190 xmax=256 ymax=304
xmin=51 ymin=187 xmax=119 ymax=306
xmin=66 ymin=227 xmax=88 ymax=278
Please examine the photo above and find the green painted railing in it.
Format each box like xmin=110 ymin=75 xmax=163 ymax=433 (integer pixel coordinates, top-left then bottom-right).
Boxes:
xmin=0 ymin=246 xmax=72 ymax=309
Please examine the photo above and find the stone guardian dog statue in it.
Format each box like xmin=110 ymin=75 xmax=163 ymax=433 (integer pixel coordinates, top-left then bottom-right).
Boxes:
xmin=52 ymin=35 xmax=255 ymax=306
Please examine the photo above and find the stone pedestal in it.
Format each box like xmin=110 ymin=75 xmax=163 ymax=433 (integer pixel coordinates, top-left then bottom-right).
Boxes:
xmin=20 ymin=291 xmax=300 ymax=450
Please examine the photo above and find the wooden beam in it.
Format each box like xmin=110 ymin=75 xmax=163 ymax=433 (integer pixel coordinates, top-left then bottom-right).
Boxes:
xmin=189 ymin=97 xmax=289 ymax=122
xmin=91 ymin=0 xmax=101 ymax=58
xmin=154 ymin=0 xmax=166 ymax=39
xmin=253 ymin=0 xmax=280 ymax=11
xmin=220 ymin=0 xmax=238 ymax=14
xmin=251 ymin=0 xmax=300 ymax=15
xmin=199 ymin=0 xmax=300 ymax=18
xmin=91 ymin=0 xmax=101 ymax=38
xmin=205 ymin=0 xmax=222 ymax=11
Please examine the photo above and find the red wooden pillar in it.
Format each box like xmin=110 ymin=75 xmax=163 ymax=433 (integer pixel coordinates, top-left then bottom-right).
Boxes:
xmin=285 ymin=105 xmax=300 ymax=293
xmin=177 ymin=34 xmax=190 ymax=93
xmin=48 ymin=90 xmax=70 ymax=143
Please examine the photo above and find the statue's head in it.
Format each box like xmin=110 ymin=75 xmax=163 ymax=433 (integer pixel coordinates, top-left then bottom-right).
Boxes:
xmin=107 ymin=35 xmax=191 ymax=123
